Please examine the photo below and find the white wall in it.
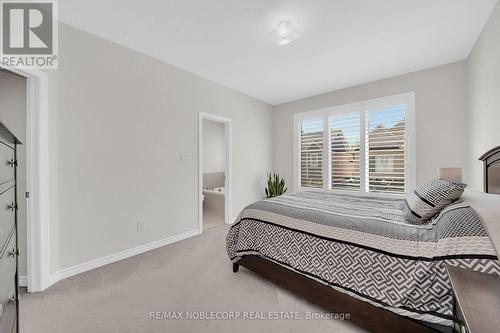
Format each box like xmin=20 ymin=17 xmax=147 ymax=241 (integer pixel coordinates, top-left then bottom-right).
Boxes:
xmin=273 ymin=61 xmax=468 ymax=190
xmin=48 ymin=23 xmax=273 ymax=272
xmin=13 ymin=7 xmax=499 ymax=280
xmin=467 ymin=2 xmax=500 ymax=191
xmin=0 ymin=70 xmax=27 ymax=276
xmin=202 ymin=120 xmax=225 ymax=173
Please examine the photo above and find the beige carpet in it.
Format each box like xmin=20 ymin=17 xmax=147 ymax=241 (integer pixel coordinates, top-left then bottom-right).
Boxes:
xmin=203 ymin=209 xmax=224 ymax=230
xmin=20 ymin=225 xmax=365 ymax=333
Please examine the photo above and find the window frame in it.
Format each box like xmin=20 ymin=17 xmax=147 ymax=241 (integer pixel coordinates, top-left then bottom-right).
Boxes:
xmin=293 ymin=92 xmax=416 ymax=198
xmin=374 ymin=155 xmax=394 ymax=173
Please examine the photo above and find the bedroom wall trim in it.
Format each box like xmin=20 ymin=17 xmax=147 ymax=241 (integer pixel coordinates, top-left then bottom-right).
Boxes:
xmin=44 ymin=228 xmax=200 ymax=285
xmin=0 ymin=64 xmax=50 ymax=292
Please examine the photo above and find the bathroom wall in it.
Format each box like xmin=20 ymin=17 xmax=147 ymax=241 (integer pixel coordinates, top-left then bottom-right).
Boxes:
xmin=202 ymin=120 xmax=226 ymax=217
xmin=203 ymin=120 xmax=226 ymax=173
xmin=203 ymin=172 xmax=225 ymax=189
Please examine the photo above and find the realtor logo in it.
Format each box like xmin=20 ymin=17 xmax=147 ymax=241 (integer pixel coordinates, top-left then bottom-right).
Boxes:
xmin=1 ymin=0 xmax=58 ymax=68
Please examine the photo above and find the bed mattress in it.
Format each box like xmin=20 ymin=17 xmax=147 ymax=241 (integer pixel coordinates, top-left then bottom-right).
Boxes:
xmin=226 ymin=191 xmax=500 ymax=326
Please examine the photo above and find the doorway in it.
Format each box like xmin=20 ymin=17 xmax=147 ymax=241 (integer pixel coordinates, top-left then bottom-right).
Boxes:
xmin=0 ymin=64 xmax=50 ymax=292
xmin=0 ymin=69 xmax=27 ymax=293
xmin=198 ymin=113 xmax=232 ymax=233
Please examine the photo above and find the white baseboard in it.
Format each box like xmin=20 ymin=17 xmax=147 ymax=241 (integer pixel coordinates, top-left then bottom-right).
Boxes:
xmin=18 ymin=275 xmax=27 ymax=287
xmin=36 ymin=229 xmax=200 ymax=288
xmin=47 ymin=272 xmax=61 ymax=290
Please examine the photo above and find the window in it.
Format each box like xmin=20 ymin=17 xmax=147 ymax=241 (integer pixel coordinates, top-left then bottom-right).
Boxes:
xmin=329 ymin=112 xmax=360 ymax=191
xmin=367 ymin=105 xmax=406 ymax=193
xmin=295 ymin=93 xmax=415 ymax=195
xmin=374 ymin=156 xmax=394 ymax=173
xmin=299 ymin=118 xmax=324 ymax=188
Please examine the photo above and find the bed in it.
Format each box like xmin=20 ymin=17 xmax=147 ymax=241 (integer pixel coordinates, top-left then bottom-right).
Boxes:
xmin=227 ymin=147 xmax=500 ymax=333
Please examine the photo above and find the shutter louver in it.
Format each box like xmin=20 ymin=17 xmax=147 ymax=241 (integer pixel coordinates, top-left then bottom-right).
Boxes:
xmin=366 ymin=105 xmax=406 ymax=193
xmin=300 ymin=118 xmax=324 ymax=188
xmin=329 ymin=113 xmax=360 ymax=191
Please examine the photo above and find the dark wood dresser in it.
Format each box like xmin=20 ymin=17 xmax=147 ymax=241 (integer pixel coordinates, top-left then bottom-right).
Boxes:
xmin=0 ymin=122 xmax=21 ymax=333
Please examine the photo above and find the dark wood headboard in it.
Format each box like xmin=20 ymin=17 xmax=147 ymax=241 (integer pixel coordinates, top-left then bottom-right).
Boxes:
xmin=479 ymin=145 xmax=500 ymax=194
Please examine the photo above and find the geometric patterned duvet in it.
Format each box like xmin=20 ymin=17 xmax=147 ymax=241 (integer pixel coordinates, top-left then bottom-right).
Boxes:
xmin=226 ymin=191 xmax=500 ymax=326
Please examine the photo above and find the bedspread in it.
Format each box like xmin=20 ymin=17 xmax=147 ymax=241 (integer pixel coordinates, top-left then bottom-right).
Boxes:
xmin=226 ymin=191 xmax=500 ymax=326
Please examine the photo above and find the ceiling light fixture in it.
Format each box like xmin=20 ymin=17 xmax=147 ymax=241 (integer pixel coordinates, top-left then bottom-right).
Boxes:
xmin=274 ymin=20 xmax=301 ymax=46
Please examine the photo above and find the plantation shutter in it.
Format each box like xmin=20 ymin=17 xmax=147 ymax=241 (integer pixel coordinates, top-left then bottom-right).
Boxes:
xmin=299 ymin=118 xmax=324 ymax=188
xmin=366 ymin=105 xmax=406 ymax=193
xmin=329 ymin=113 xmax=360 ymax=191
xmin=296 ymin=95 xmax=411 ymax=195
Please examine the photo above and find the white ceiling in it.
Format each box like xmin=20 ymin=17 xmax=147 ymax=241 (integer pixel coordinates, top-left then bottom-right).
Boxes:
xmin=59 ymin=0 xmax=498 ymax=105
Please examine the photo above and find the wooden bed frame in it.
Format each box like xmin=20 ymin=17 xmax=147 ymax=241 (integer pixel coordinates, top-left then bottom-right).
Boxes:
xmin=232 ymin=258 xmax=442 ymax=333
xmin=231 ymin=146 xmax=500 ymax=332
xmin=479 ymin=145 xmax=500 ymax=194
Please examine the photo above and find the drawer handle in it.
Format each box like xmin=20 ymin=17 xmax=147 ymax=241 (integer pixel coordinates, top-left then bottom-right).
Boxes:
xmin=8 ymin=248 xmax=19 ymax=257
xmin=8 ymin=296 xmax=16 ymax=304
xmin=7 ymin=158 xmax=17 ymax=167
xmin=8 ymin=202 xmax=18 ymax=211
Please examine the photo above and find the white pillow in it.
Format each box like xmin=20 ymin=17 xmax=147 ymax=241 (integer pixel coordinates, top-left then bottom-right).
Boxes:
xmin=462 ymin=189 xmax=500 ymax=256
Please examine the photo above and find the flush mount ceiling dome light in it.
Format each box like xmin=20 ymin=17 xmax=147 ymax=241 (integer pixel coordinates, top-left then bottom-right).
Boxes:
xmin=274 ymin=20 xmax=301 ymax=46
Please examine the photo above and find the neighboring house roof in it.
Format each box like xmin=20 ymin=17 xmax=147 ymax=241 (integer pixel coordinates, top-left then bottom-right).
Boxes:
xmin=306 ymin=143 xmax=322 ymax=150
xmin=301 ymin=121 xmax=405 ymax=152
xmin=331 ymin=129 xmax=350 ymax=152
xmin=301 ymin=129 xmax=352 ymax=153
xmin=369 ymin=123 xmax=404 ymax=150
xmin=301 ymin=131 xmax=323 ymax=152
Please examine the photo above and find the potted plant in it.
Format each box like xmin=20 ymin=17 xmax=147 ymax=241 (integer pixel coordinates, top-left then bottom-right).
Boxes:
xmin=265 ymin=173 xmax=288 ymax=198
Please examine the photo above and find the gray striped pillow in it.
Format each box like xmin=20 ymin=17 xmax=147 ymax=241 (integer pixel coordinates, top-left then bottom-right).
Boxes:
xmin=404 ymin=178 xmax=466 ymax=224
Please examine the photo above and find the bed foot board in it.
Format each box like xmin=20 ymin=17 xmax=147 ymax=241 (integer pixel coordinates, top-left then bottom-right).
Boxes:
xmin=237 ymin=255 xmax=439 ymax=333
xmin=232 ymin=263 xmax=239 ymax=273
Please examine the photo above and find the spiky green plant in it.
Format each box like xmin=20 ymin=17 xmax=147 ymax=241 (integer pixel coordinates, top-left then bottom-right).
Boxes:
xmin=265 ymin=173 xmax=287 ymax=198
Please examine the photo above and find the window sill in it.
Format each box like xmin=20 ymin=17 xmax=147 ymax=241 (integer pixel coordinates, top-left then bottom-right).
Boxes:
xmin=295 ymin=187 xmax=407 ymax=199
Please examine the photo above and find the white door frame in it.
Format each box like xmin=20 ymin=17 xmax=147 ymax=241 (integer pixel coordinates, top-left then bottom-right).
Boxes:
xmin=198 ymin=112 xmax=232 ymax=233
xmin=0 ymin=64 xmax=50 ymax=292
